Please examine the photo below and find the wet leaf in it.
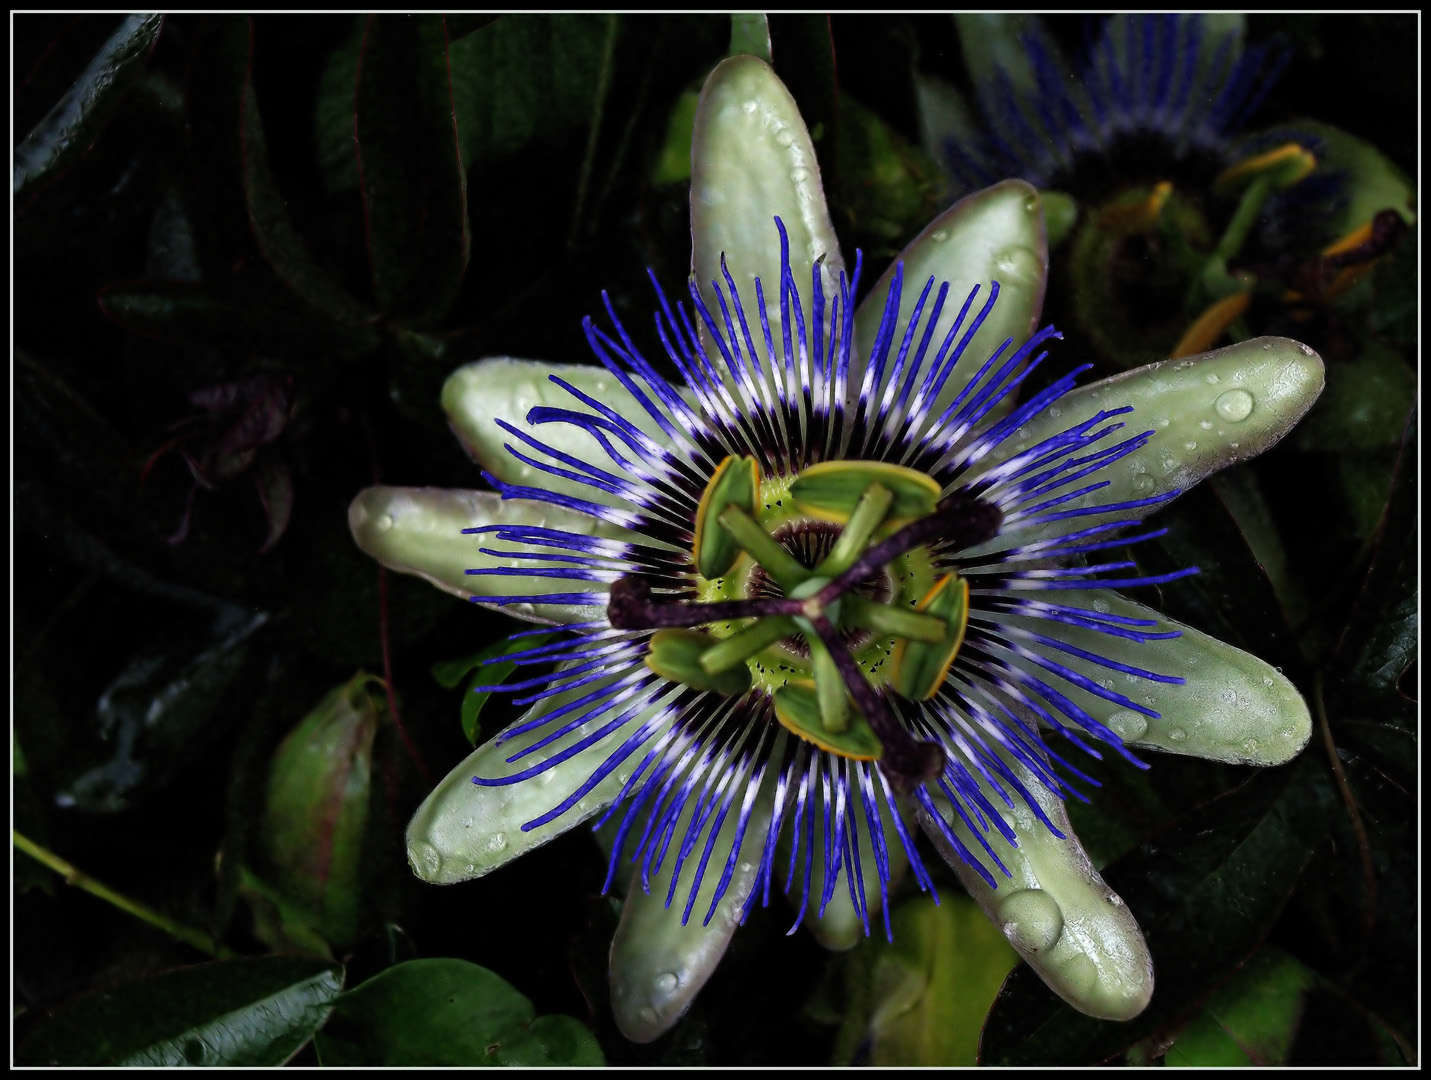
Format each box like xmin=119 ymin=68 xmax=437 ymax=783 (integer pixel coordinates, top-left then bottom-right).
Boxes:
xmin=14 ymin=14 xmax=163 ymax=200
xmin=355 ymin=15 xmax=469 ymax=325
xmin=56 ymin=609 xmax=269 ymax=813
xmin=1163 ymin=946 xmax=1313 ymax=1066
xmin=253 ymin=673 xmax=386 ymax=950
xmin=979 ymin=755 xmax=1336 ymax=1065
xmin=18 ymin=957 xmax=342 ymax=1065
xmin=313 ymin=957 xmax=603 ymax=1065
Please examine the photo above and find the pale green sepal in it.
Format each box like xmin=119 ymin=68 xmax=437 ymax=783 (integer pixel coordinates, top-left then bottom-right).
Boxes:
xmin=968 ymin=337 xmax=1325 ymax=552
xmin=407 ymin=670 xmax=678 ymax=886
xmin=609 ymin=772 xmax=776 ymax=1042
xmin=690 ymin=55 xmax=844 ymax=368
xmin=998 ymin=589 xmax=1312 ymax=766
xmin=1264 ymin=118 xmax=1416 ymax=232
xmin=852 ymin=180 xmax=1047 ymax=420
xmin=917 ymin=747 xmax=1154 ymax=1022
xmin=348 ymin=485 xmax=606 ymax=625
xmin=442 ymin=357 xmax=686 ymax=506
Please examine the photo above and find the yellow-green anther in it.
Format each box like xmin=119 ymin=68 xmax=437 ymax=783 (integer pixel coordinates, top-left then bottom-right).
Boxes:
xmin=841 ymin=595 xmax=947 ymax=644
xmin=891 ymin=574 xmax=971 ymax=700
xmin=692 ymin=454 xmax=760 ymax=579
xmin=716 ymin=504 xmax=809 ymax=590
xmin=772 ymin=683 xmax=882 ymax=761
xmin=698 ymin=616 xmax=798 ymax=675
xmin=791 ymin=461 xmax=940 ymax=528
xmin=810 ymin=639 xmax=849 ymax=735
xmin=814 ymin=482 xmax=894 ymax=577
xmin=1213 ymin=142 xmax=1316 ymax=196
xmin=646 ymin=629 xmax=753 ymax=696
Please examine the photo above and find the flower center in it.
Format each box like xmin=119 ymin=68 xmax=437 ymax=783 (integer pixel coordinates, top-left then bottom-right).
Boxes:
xmin=605 ymin=455 xmax=1002 ymax=793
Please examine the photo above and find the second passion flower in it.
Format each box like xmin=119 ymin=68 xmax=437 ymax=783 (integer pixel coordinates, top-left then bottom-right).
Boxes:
xmin=350 ymin=55 xmax=1321 ymax=1043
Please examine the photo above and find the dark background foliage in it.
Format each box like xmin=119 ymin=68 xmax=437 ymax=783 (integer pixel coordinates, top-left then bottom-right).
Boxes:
xmin=13 ymin=14 xmax=1417 ymax=1066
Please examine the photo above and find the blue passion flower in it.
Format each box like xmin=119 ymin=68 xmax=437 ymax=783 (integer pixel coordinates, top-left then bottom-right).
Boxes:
xmin=350 ymin=55 xmax=1323 ymax=1043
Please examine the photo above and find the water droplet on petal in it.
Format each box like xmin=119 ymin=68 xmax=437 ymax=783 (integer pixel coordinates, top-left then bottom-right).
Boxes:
xmin=1184 ymin=440 xmax=1198 ymax=451
xmin=378 ymin=514 xmax=395 ymax=531
xmin=638 ymin=1006 xmax=659 ymax=1026
xmin=1092 ymin=598 xmax=1111 ymax=613
xmin=931 ymin=227 xmax=950 ymax=242
xmin=991 ymin=244 xmax=1042 ymax=287
xmin=1168 ymin=725 xmax=1189 ymax=742
xmin=487 ymin=832 xmax=508 ymax=852
xmin=1106 ymin=709 xmax=1148 ymax=743
xmin=1263 ymin=676 xmax=1275 ymax=688
xmin=1214 ymin=389 xmax=1255 ymax=422
xmin=1205 ymin=372 xmax=1220 ymax=385
xmin=654 ymin=972 xmax=679 ymax=993
xmin=997 ymin=889 xmax=1064 ymax=954
xmin=1199 ymin=419 xmax=1213 ymax=430
xmin=1133 ymin=475 xmax=1156 ymax=494
xmin=1243 ymin=737 xmax=1260 ymax=754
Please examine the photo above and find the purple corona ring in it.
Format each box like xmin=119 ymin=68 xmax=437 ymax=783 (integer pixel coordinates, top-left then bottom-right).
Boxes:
xmin=350 ymin=55 xmax=1321 ymax=1042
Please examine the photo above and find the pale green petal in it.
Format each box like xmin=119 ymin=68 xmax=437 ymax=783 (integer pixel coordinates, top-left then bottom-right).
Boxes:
xmin=954 ymin=15 xmax=1039 ymax=95
xmin=609 ymin=776 xmax=775 ymax=1042
xmin=853 ymin=179 xmax=1047 ymax=416
xmin=690 ymin=54 xmax=844 ymax=364
xmin=348 ymin=485 xmax=606 ymax=624
xmin=969 ymin=337 xmax=1324 ymax=550
xmin=991 ymin=589 xmax=1311 ymax=766
xmin=442 ymin=357 xmax=678 ymax=505
xmin=407 ymin=670 xmax=678 ymax=885
xmin=918 ymin=748 xmax=1154 ymax=1022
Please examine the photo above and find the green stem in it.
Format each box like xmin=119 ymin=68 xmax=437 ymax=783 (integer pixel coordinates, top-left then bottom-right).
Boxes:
xmin=1213 ymin=173 xmax=1272 ymax=266
xmin=13 ymin=829 xmax=232 ymax=958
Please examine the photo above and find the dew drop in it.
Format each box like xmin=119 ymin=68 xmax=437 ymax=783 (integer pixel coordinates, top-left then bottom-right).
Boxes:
xmin=487 ymin=832 xmax=508 ymax=853
xmin=377 ymin=514 xmax=395 ymax=531
xmin=1092 ymin=598 xmax=1111 ymax=613
xmin=774 ymin=128 xmax=794 ymax=147
xmin=1106 ymin=709 xmax=1148 ymax=743
xmin=654 ymin=971 xmax=680 ymax=993
xmin=991 ymin=244 xmax=1042 ymax=287
xmin=1133 ymin=475 xmax=1156 ymax=494
xmin=997 ymin=889 xmax=1064 ymax=954
xmin=461 ymin=817 xmax=474 ymax=829
xmin=1205 ymin=372 xmax=1220 ymax=384
xmin=1168 ymin=725 xmax=1189 ymax=742
xmin=1214 ymin=389 xmax=1254 ymax=422
xmin=1243 ymin=737 xmax=1260 ymax=754
xmin=930 ymin=227 xmax=950 ymax=242
xmin=790 ymin=167 xmax=810 ymax=185
xmin=1220 ymin=689 xmax=1238 ymax=705
xmin=1199 ymin=419 xmax=1213 ymax=430
xmin=742 ymin=99 xmax=758 ymax=114
xmin=1262 ymin=676 xmax=1274 ymax=688
xmin=1047 ymin=406 xmax=1062 ymax=418
xmin=1184 ymin=440 xmax=1198 ymax=451
xmin=1160 ymin=456 xmax=1180 ymax=474
xmin=638 ymin=1006 xmax=659 ymax=1026
xmin=1107 ymin=892 xmax=1124 ymax=906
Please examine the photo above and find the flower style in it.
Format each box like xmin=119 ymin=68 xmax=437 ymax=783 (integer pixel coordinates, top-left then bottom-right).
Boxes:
xmin=350 ymin=56 xmax=1323 ymax=1043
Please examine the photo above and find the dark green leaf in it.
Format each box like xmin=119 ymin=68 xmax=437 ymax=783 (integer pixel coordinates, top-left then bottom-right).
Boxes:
xmin=729 ymin=13 xmax=772 ymax=62
xmin=98 ymin=276 xmax=379 ymax=359
xmin=240 ymin=45 xmax=369 ymax=324
xmin=56 ymin=609 xmax=269 ymax=813
xmin=314 ymin=17 xmax=365 ymax=193
xmin=18 ymin=957 xmax=342 ymax=1066
xmin=431 ymin=633 xmax=554 ymax=744
xmin=1326 ymin=406 xmax=1416 ymax=724
xmin=14 ymin=14 xmax=163 ymax=200
xmin=313 ymin=957 xmax=603 ymax=1065
xmin=979 ymin=755 xmax=1336 ymax=1065
xmin=448 ymin=16 xmax=613 ymax=168
xmin=355 ymin=15 xmax=470 ymax=325
xmin=1162 ymin=946 xmax=1313 ymax=1066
